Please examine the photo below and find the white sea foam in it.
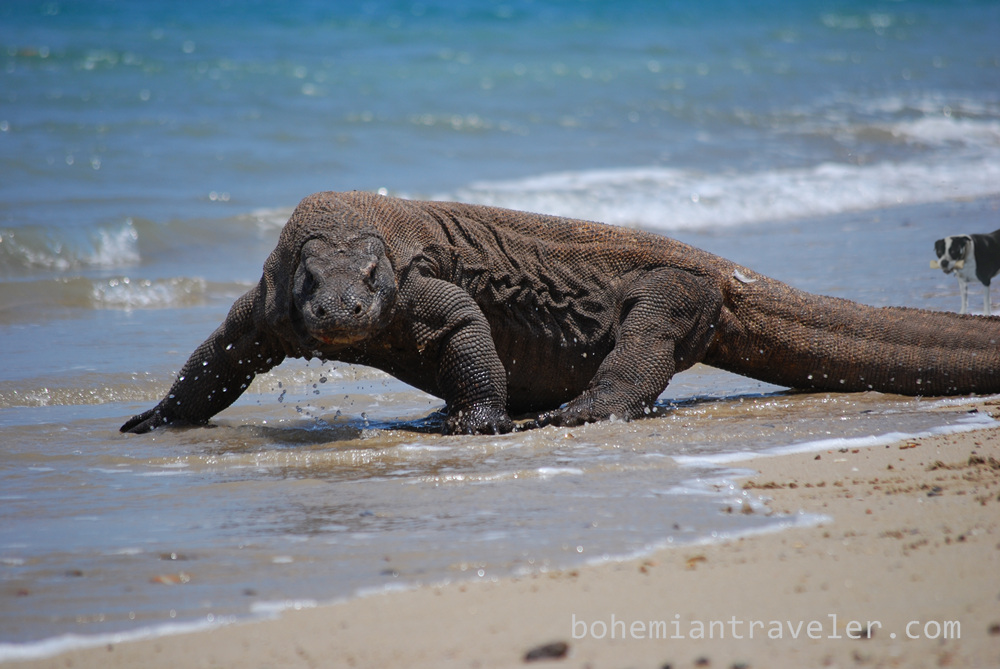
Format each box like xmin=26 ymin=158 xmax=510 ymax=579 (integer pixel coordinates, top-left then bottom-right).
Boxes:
xmin=439 ymin=115 xmax=1000 ymax=231
xmin=89 ymin=221 xmax=140 ymax=267
xmin=0 ymin=618 xmax=229 ymax=663
xmin=247 ymin=206 xmax=295 ymax=231
xmin=0 ymin=220 xmax=140 ymax=272
xmin=886 ymin=116 xmax=1000 ymax=147
xmin=536 ymin=466 xmax=585 ymax=478
xmin=444 ymin=157 xmax=1000 ymax=232
xmin=570 ymin=507 xmax=830 ymax=570
xmin=848 ymin=93 xmax=997 ymax=121
xmin=397 ymin=443 xmax=454 ymax=453
xmin=249 ymin=599 xmax=319 ymax=615
xmin=672 ymin=409 xmax=997 ymax=467
xmin=89 ymin=276 xmax=207 ymax=310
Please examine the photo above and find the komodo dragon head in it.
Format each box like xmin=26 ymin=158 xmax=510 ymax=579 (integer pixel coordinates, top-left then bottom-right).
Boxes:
xmin=263 ymin=199 xmax=397 ymax=353
xmin=291 ymin=232 xmax=396 ymax=348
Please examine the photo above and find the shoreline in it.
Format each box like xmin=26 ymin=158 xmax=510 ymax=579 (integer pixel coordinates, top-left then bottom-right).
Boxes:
xmin=6 ymin=400 xmax=1000 ymax=668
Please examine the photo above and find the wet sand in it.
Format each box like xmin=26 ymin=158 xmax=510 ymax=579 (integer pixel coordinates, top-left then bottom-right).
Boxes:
xmin=8 ymin=399 xmax=999 ymax=669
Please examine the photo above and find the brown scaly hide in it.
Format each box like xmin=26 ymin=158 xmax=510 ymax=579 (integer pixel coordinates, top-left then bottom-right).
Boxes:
xmin=121 ymin=191 xmax=1000 ymax=435
xmin=708 ymin=271 xmax=1000 ymax=395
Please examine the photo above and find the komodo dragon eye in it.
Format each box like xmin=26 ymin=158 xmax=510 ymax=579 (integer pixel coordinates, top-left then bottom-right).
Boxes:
xmin=361 ymin=260 xmax=378 ymax=286
xmin=299 ymin=267 xmax=318 ymax=296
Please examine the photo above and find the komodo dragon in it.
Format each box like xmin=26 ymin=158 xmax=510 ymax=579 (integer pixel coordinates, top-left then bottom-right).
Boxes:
xmin=122 ymin=191 xmax=1000 ymax=435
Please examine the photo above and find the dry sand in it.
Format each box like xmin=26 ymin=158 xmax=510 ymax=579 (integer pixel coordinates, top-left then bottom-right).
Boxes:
xmin=8 ymin=401 xmax=1000 ymax=669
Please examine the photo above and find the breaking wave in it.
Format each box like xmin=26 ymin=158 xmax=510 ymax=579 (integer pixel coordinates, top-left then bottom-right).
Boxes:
xmin=439 ymin=109 xmax=1000 ymax=231
xmin=444 ymin=156 xmax=1000 ymax=232
xmin=88 ymin=276 xmax=209 ymax=310
xmin=0 ymin=220 xmax=140 ymax=273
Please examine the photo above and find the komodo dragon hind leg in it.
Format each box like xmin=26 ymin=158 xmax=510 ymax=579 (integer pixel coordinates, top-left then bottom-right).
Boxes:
xmin=535 ymin=268 xmax=722 ymax=428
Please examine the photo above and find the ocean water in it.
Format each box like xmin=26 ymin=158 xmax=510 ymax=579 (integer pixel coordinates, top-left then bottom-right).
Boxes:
xmin=2 ymin=0 xmax=1000 ymax=654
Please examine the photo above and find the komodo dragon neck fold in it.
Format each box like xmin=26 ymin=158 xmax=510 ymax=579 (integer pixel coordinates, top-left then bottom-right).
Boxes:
xmin=121 ymin=191 xmax=1000 ymax=436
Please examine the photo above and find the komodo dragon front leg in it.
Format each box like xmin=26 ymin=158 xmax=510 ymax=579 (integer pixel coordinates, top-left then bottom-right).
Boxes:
xmin=536 ymin=268 xmax=723 ymax=427
xmin=121 ymin=288 xmax=286 ymax=433
xmin=399 ymin=274 xmax=514 ymax=435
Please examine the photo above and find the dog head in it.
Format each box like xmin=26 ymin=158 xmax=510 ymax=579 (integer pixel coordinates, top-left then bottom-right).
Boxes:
xmin=934 ymin=235 xmax=971 ymax=273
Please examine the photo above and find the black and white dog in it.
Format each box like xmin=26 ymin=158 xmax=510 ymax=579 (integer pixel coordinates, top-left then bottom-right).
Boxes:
xmin=933 ymin=229 xmax=1000 ymax=315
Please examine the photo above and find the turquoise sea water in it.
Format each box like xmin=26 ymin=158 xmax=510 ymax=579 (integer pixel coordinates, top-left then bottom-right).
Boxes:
xmin=2 ymin=0 xmax=999 ymax=653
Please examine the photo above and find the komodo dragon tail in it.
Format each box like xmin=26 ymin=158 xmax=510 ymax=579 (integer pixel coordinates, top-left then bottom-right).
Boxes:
xmin=703 ymin=269 xmax=1000 ymax=396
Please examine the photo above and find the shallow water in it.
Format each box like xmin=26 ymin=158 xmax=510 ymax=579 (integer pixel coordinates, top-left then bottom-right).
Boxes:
xmin=2 ymin=0 xmax=1000 ymax=653
xmin=3 ymin=357 xmax=993 ymax=649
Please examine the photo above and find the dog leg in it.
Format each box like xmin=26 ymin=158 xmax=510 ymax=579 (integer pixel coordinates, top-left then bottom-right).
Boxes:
xmin=959 ymin=279 xmax=969 ymax=314
xmin=985 ymin=285 xmax=992 ymax=317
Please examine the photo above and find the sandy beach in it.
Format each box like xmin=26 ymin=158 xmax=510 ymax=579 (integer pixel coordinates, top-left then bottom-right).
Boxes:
xmin=8 ymin=399 xmax=999 ymax=669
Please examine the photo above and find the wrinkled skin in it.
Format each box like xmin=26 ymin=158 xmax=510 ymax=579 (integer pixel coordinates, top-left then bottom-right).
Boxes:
xmin=122 ymin=192 xmax=1000 ymax=436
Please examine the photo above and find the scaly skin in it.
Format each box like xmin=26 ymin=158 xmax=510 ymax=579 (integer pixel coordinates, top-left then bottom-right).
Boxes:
xmin=121 ymin=191 xmax=1000 ymax=435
